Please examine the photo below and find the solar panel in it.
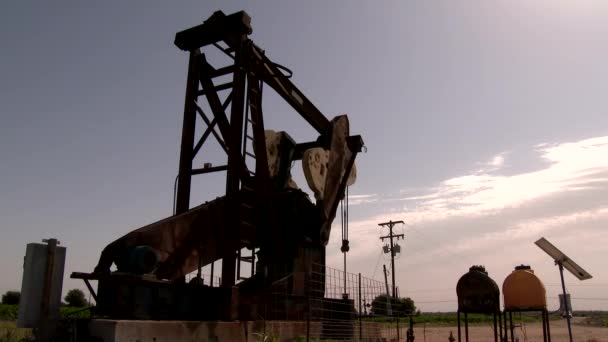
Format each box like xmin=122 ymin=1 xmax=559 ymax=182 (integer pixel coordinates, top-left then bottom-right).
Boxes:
xmin=535 ymin=237 xmax=592 ymax=280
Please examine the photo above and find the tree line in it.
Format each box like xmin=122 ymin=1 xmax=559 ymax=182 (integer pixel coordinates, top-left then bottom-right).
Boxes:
xmin=2 ymin=289 xmax=89 ymax=307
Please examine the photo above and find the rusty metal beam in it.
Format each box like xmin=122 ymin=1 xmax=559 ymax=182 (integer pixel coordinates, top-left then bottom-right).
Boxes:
xmin=197 ymin=81 xmax=234 ymax=96
xmin=175 ymin=49 xmax=202 ymax=215
xmin=192 ymin=117 xmax=217 ymax=158
xmin=222 ymin=92 xmax=233 ymax=110
xmin=293 ymin=135 xmax=364 ymax=160
xmin=191 ymin=165 xmax=228 ymax=175
xmin=213 ymin=42 xmax=236 ymax=60
xmin=249 ymin=44 xmax=331 ymax=134
xmin=174 ymin=11 xmax=252 ymax=51
xmin=83 ymin=279 xmax=98 ymax=303
xmin=200 ymin=58 xmax=233 ymax=145
xmin=210 ymin=64 xmax=236 ymax=78
xmin=194 ymin=105 xmax=228 ymax=154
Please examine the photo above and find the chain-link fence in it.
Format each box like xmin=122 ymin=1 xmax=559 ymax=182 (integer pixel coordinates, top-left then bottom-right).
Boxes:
xmin=264 ymin=263 xmax=404 ymax=341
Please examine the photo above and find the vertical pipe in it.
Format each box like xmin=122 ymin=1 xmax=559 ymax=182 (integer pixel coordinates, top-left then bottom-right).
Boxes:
xmin=251 ymin=248 xmax=255 ymax=278
xmin=210 ymin=261 xmax=215 ymax=287
xmin=548 ymin=310 xmax=552 ymax=342
xmin=558 ymin=263 xmax=573 ymax=342
xmin=343 ymin=252 xmax=347 ymax=295
xmin=464 ymin=313 xmax=469 ymax=342
xmin=389 ymin=222 xmax=397 ymax=300
xmin=457 ymin=311 xmax=461 ymax=342
xmin=409 ymin=316 xmax=414 ymax=342
xmin=358 ymin=273 xmax=362 ymax=341
xmin=509 ymin=312 xmax=514 ymax=342
xmin=306 ymin=271 xmax=310 ymax=342
xmin=493 ymin=312 xmax=498 ymax=342
xmin=197 ymin=252 xmax=202 ymax=279
xmin=498 ymin=311 xmax=503 ymax=342
xmin=541 ymin=310 xmax=547 ymax=342
xmin=236 ymin=248 xmax=241 ymax=280
xmin=503 ymin=311 xmax=508 ymax=342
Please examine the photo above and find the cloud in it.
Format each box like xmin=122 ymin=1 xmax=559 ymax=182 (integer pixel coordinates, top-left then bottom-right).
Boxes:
xmin=489 ymin=154 xmax=505 ymax=168
xmin=397 ymin=136 xmax=608 ymax=224
xmin=474 ymin=152 xmax=507 ymax=173
xmin=343 ymin=136 xmax=608 ymax=244
xmin=347 ymin=193 xmax=379 ymax=206
xmin=331 ymin=135 xmax=608 ymax=310
xmin=428 ymin=207 xmax=608 ymax=260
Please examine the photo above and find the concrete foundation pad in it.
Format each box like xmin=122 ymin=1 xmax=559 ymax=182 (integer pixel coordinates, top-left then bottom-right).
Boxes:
xmin=88 ymin=319 xmax=322 ymax=342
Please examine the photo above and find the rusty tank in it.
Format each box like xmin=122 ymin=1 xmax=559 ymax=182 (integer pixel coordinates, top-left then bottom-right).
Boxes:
xmin=456 ymin=265 xmax=500 ymax=314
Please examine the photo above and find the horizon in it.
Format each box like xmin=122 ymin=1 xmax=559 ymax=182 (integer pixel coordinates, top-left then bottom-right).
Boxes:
xmin=2 ymin=1 xmax=608 ymax=313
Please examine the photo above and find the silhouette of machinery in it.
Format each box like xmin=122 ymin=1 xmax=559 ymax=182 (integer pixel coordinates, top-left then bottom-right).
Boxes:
xmin=72 ymin=10 xmax=363 ymax=321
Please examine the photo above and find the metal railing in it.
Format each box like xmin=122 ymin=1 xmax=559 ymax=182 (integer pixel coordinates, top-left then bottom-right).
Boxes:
xmin=264 ymin=263 xmax=403 ymax=341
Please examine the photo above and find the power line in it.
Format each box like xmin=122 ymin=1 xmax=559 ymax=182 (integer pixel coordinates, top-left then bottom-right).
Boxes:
xmin=415 ymin=300 xmax=457 ymax=304
xmin=546 ymin=283 xmax=608 ymax=287
xmin=550 ymin=297 xmax=608 ymax=301
xmin=371 ymin=248 xmax=384 ymax=280
xmin=404 ymin=288 xmax=454 ymax=293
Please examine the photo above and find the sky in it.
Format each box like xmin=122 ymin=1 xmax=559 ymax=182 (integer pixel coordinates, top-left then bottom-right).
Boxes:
xmin=1 ymin=1 xmax=608 ymax=312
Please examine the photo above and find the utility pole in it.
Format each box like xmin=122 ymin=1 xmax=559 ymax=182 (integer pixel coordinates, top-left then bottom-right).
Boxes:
xmin=379 ymin=220 xmax=404 ymax=341
xmin=378 ymin=220 xmax=404 ymax=300
xmin=558 ymin=261 xmax=574 ymax=342
xmin=383 ymin=265 xmax=393 ymax=316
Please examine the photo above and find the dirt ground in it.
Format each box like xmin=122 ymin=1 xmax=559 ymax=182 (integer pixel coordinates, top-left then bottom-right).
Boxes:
xmin=408 ymin=320 xmax=608 ymax=342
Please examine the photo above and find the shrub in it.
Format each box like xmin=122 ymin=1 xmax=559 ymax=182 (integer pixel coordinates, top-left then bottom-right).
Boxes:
xmin=64 ymin=289 xmax=87 ymax=307
xmin=1 ymin=292 xmax=20 ymax=305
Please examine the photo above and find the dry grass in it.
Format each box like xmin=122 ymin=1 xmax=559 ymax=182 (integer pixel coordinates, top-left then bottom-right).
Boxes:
xmin=0 ymin=321 xmax=32 ymax=342
xmin=410 ymin=320 xmax=608 ymax=342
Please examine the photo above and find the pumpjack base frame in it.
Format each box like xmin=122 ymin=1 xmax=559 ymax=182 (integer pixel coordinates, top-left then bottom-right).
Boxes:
xmin=72 ymin=272 xmax=235 ymax=321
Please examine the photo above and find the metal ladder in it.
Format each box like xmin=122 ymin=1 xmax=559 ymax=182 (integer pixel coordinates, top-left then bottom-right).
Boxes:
xmin=236 ymin=77 xmax=262 ymax=281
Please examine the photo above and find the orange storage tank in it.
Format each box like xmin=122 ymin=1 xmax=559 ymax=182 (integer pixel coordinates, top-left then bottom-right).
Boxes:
xmin=502 ymin=265 xmax=547 ymax=310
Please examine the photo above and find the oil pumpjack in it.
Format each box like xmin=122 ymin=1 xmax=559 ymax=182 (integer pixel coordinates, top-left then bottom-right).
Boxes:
xmin=72 ymin=10 xmax=363 ymax=321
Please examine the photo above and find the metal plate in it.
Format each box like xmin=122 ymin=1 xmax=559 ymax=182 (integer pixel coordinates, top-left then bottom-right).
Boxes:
xmin=535 ymin=237 xmax=592 ymax=280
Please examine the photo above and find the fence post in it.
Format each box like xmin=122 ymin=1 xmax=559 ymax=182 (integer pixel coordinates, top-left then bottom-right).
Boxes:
xmin=358 ymin=273 xmax=362 ymax=341
xmin=306 ymin=270 xmax=310 ymax=342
